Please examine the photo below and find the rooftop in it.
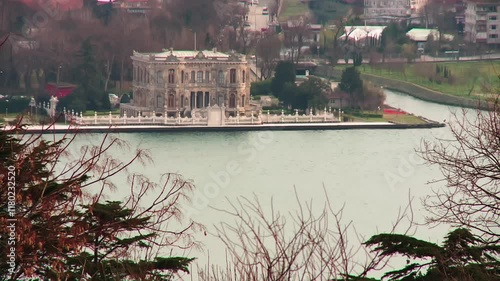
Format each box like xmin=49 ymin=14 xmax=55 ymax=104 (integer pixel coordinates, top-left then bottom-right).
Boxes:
xmin=133 ymin=49 xmax=246 ymax=62
xmin=406 ymin=28 xmax=454 ymax=42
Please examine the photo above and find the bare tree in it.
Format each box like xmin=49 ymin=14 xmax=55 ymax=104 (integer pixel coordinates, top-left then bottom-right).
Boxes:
xmin=283 ymin=17 xmax=311 ymax=64
xmin=419 ymin=90 xmax=500 ymax=244
xmin=199 ymin=189 xmax=415 ymax=280
xmin=0 ymin=123 xmax=204 ymax=279
xmin=256 ymin=34 xmax=282 ymax=80
xmin=324 ymin=12 xmax=354 ymax=70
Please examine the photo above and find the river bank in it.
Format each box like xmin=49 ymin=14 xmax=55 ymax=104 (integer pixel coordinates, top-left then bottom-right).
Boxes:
xmin=315 ymin=65 xmax=494 ymax=111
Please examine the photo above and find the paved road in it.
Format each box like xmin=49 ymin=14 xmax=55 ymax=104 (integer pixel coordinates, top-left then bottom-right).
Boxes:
xmin=335 ymin=53 xmax=500 ymax=65
xmin=246 ymin=0 xmax=272 ymax=32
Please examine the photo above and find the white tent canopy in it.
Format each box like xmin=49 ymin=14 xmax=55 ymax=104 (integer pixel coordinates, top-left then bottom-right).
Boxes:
xmin=406 ymin=28 xmax=455 ymax=42
xmin=339 ymin=26 xmax=387 ymax=42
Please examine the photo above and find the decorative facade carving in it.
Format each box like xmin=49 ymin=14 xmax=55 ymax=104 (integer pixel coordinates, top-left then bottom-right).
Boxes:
xmin=122 ymin=48 xmax=251 ymax=117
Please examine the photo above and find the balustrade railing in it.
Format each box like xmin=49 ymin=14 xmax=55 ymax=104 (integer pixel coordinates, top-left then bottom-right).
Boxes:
xmin=66 ymin=108 xmax=343 ymax=126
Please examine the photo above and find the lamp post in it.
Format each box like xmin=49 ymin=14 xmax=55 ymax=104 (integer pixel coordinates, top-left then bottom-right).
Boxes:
xmin=56 ymin=65 xmax=62 ymax=96
xmin=29 ymin=97 xmax=36 ymax=121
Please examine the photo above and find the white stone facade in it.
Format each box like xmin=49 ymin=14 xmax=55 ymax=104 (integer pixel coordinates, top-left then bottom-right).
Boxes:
xmin=123 ymin=48 xmax=251 ymax=117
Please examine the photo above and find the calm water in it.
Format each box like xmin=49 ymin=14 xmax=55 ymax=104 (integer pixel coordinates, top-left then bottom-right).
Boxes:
xmin=69 ymin=90 xmax=467 ymax=277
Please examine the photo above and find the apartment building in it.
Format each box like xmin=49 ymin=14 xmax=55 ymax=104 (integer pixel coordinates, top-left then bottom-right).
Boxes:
xmin=363 ymin=0 xmax=411 ymax=24
xmin=464 ymin=0 xmax=500 ymax=46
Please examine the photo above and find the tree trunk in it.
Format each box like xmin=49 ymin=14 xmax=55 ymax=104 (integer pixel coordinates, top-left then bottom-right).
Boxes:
xmin=104 ymin=54 xmax=114 ymax=93
xmin=120 ymin=57 xmax=124 ymax=93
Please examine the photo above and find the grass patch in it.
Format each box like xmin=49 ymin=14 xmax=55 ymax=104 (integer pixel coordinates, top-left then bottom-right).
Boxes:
xmin=344 ymin=110 xmax=427 ymax=124
xmin=308 ymin=0 xmax=353 ymax=24
xmin=383 ymin=114 xmax=427 ymax=124
xmin=345 ymin=61 xmax=500 ymax=99
xmin=280 ymin=0 xmax=310 ymax=21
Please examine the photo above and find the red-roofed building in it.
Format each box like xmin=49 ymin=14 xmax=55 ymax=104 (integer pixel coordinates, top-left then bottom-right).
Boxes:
xmin=45 ymin=83 xmax=77 ymax=98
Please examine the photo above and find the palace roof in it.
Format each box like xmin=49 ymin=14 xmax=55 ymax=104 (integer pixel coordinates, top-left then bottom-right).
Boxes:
xmin=132 ymin=49 xmax=246 ymax=62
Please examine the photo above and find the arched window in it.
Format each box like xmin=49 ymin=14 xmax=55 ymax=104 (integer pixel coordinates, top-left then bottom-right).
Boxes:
xmin=242 ymin=70 xmax=246 ymax=83
xmin=167 ymin=92 xmax=175 ymax=108
xmin=139 ymin=68 xmax=143 ymax=82
xmin=241 ymin=94 xmax=245 ymax=107
xmin=181 ymin=70 xmax=184 ymax=83
xmin=229 ymin=92 xmax=236 ymax=108
xmin=197 ymin=71 xmax=203 ymax=83
xmin=181 ymin=95 xmax=184 ymax=107
xmin=230 ymin=69 xmax=236 ymax=83
xmin=168 ymin=69 xmax=175 ymax=83
xmin=218 ymin=70 xmax=224 ymax=84
xmin=191 ymin=71 xmax=195 ymax=82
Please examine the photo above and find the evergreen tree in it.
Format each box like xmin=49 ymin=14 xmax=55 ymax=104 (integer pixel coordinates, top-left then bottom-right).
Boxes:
xmin=67 ymin=39 xmax=110 ymax=112
xmin=63 ymin=201 xmax=195 ymax=280
xmin=0 ymin=127 xmax=199 ymax=280
xmin=365 ymin=228 xmax=500 ymax=281
xmin=339 ymin=67 xmax=363 ymax=108
xmin=271 ymin=61 xmax=296 ymax=99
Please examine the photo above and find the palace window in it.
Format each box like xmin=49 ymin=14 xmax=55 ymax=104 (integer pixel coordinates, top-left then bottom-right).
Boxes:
xmin=167 ymin=92 xmax=175 ymax=108
xmin=230 ymin=69 xmax=236 ymax=83
xmin=156 ymin=71 xmax=163 ymax=85
xmin=242 ymin=70 xmax=246 ymax=83
xmin=191 ymin=71 xmax=195 ymax=82
xmin=229 ymin=92 xmax=236 ymax=108
xmin=156 ymin=94 xmax=164 ymax=108
xmin=168 ymin=69 xmax=175 ymax=83
xmin=205 ymin=92 xmax=210 ymax=107
xmin=205 ymin=71 xmax=210 ymax=83
xmin=197 ymin=71 xmax=203 ymax=83
xmin=241 ymin=95 xmax=245 ymax=107
xmin=181 ymin=70 xmax=184 ymax=83
xmin=217 ymin=93 xmax=224 ymax=106
xmin=218 ymin=70 xmax=224 ymax=84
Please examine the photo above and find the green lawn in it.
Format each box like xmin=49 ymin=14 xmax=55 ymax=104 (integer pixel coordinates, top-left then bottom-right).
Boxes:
xmin=383 ymin=114 xmax=427 ymax=124
xmin=344 ymin=111 xmax=428 ymax=124
xmin=280 ymin=0 xmax=311 ymax=21
xmin=309 ymin=0 xmax=353 ymax=24
xmin=350 ymin=61 xmax=500 ymax=99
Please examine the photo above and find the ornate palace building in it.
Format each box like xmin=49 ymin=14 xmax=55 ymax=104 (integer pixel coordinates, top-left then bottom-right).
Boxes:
xmin=121 ymin=48 xmax=251 ymax=117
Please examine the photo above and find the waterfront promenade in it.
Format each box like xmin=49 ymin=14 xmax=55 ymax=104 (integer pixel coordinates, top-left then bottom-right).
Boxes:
xmin=4 ymin=121 xmax=444 ymax=134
